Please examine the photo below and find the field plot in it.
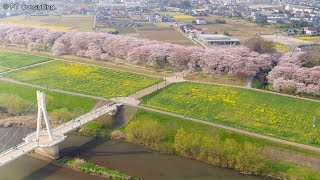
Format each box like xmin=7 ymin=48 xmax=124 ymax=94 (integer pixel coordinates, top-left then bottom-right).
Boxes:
xmin=0 ymin=15 xmax=92 ymax=31
xmin=141 ymin=82 xmax=320 ymax=146
xmin=6 ymin=61 xmax=161 ymax=98
xmin=178 ymin=15 xmax=273 ymax=41
xmin=161 ymin=12 xmax=195 ymax=20
xmin=296 ymin=36 xmax=320 ymax=43
xmin=0 ymin=50 xmax=51 ymax=68
xmin=273 ymin=42 xmax=290 ymax=53
xmin=137 ymin=27 xmax=195 ymax=45
xmin=0 ymin=81 xmax=97 ymax=114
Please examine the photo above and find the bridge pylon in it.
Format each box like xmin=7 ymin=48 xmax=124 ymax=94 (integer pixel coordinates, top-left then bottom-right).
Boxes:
xmin=25 ymin=91 xmax=66 ymax=159
xmin=36 ymin=90 xmax=53 ymax=141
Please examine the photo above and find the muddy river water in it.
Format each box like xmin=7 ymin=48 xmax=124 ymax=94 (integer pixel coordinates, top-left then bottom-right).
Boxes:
xmin=0 ymin=128 xmax=262 ymax=180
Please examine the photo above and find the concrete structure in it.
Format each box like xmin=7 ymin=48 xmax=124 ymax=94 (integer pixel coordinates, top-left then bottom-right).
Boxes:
xmin=304 ymin=27 xmax=319 ymax=35
xmin=0 ymin=91 xmax=122 ymax=167
xmin=198 ymin=34 xmax=240 ymax=45
xmin=196 ymin=18 xmax=207 ymax=25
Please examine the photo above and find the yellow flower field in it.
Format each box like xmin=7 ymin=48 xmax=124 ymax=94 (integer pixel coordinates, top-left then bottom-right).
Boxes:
xmin=6 ymin=61 xmax=161 ymax=98
xmin=141 ymin=82 xmax=320 ymax=147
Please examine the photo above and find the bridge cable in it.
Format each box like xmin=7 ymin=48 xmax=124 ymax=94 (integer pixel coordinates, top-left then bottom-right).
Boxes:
xmin=0 ymin=98 xmax=36 ymax=142
xmin=0 ymin=99 xmax=37 ymax=152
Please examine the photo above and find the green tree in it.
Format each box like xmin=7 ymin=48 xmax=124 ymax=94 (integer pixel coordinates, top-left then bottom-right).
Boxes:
xmin=244 ymin=37 xmax=275 ymax=54
xmin=126 ymin=120 xmax=168 ymax=145
xmin=174 ymin=128 xmax=202 ymax=158
xmin=199 ymin=135 xmax=223 ymax=165
xmin=0 ymin=94 xmax=30 ymax=115
xmin=223 ymin=138 xmax=240 ymax=168
xmin=50 ymin=107 xmax=73 ymax=123
xmin=234 ymin=142 xmax=266 ymax=174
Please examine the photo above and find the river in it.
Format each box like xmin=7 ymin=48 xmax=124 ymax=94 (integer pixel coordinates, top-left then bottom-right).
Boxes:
xmin=0 ymin=128 xmax=262 ymax=180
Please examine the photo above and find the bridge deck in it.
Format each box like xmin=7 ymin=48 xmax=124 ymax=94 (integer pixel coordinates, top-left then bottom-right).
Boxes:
xmin=0 ymin=142 xmax=38 ymax=166
xmin=0 ymin=102 xmax=121 ymax=167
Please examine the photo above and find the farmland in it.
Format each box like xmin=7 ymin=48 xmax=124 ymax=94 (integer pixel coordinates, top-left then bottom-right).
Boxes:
xmin=137 ymin=26 xmax=195 ymax=45
xmin=141 ymin=82 xmax=320 ymax=147
xmin=0 ymin=15 xmax=92 ymax=31
xmin=273 ymin=42 xmax=290 ymax=53
xmin=0 ymin=50 xmax=51 ymax=68
xmin=296 ymin=36 xmax=320 ymax=43
xmin=161 ymin=12 xmax=195 ymax=19
xmin=6 ymin=61 xmax=161 ymax=98
xmin=178 ymin=15 xmax=273 ymax=41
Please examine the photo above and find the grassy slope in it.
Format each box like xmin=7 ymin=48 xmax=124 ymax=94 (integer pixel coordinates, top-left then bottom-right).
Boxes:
xmin=129 ymin=109 xmax=320 ymax=179
xmin=0 ymin=50 xmax=51 ymax=68
xmin=141 ymin=82 xmax=320 ymax=147
xmin=0 ymin=81 xmax=97 ymax=113
xmin=6 ymin=61 xmax=161 ymax=98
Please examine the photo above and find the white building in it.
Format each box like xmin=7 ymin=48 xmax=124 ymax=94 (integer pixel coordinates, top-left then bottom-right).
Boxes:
xmin=198 ymin=34 xmax=240 ymax=46
xmin=196 ymin=18 xmax=207 ymax=25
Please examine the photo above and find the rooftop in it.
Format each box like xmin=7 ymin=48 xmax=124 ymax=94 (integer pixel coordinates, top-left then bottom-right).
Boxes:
xmin=199 ymin=34 xmax=240 ymax=42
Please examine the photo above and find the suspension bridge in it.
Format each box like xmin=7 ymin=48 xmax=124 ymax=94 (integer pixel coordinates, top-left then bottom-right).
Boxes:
xmin=0 ymin=90 xmax=122 ymax=167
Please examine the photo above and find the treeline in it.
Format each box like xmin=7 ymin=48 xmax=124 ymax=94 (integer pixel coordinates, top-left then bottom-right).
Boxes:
xmin=267 ymin=51 xmax=320 ymax=96
xmin=0 ymin=24 xmax=273 ymax=79
xmin=124 ymin=120 xmax=267 ymax=175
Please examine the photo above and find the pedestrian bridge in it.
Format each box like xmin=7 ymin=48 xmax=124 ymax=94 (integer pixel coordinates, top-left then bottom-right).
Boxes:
xmin=0 ymin=91 xmax=122 ymax=167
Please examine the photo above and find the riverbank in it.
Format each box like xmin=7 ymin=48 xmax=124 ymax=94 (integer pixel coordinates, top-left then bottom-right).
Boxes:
xmin=115 ymin=109 xmax=320 ymax=179
xmin=0 ymin=127 xmax=263 ymax=180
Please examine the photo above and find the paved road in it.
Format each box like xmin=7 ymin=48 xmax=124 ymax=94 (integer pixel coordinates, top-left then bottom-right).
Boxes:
xmin=1 ymin=77 xmax=320 ymax=153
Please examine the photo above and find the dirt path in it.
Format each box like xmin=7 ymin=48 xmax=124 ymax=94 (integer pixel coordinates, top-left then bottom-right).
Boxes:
xmin=0 ymin=60 xmax=54 ymax=76
xmin=246 ymin=76 xmax=253 ymax=88
xmin=129 ymin=76 xmax=185 ymax=99
xmin=264 ymin=146 xmax=320 ymax=170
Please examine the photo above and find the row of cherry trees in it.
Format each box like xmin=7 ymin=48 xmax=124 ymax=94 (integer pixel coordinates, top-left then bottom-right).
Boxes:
xmin=0 ymin=24 xmax=273 ymax=79
xmin=2 ymin=24 xmax=318 ymax=95
xmin=267 ymin=52 xmax=320 ymax=96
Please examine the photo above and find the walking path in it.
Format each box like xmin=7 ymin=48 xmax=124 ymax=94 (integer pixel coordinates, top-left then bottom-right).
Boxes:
xmin=1 ymin=77 xmax=320 ymax=153
xmin=188 ymin=79 xmax=320 ymax=103
xmin=0 ymin=60 xmax=54 ymax=76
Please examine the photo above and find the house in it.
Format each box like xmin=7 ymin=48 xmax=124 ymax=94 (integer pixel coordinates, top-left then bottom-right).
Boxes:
xmin=304 ymin=27 xmax=319 ymax=35
xmin=196 ymin=18 xmax=207 ymax=25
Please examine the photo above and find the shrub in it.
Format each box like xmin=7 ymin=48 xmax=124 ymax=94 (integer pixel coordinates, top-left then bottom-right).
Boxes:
xmin=0 ymin=94 xmax=30 ymax=115
xmin=49 ymin=107 xmax=73 ymax=124
xmin=125 ymin=120 xmax=169 ymax=146
xmin=111 ymin=130 xmax=126 ymax=140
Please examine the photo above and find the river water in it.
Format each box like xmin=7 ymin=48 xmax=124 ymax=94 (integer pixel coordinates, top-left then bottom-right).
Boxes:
xmin=0 ymin=128 xmax=262 ymax=180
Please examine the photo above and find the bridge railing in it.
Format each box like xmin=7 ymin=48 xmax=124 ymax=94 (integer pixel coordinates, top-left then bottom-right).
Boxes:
xmin=0 ymin=141 xmax=37 ymax=160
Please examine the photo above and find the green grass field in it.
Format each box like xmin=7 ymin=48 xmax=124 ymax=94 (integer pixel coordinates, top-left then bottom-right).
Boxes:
xmin=141 ymin=82 xmax=320 ymax=147
xmin=128 ymin=110 xmax=320 ymax=179
xmin=0 ymin=81 xmax=97 ymax=113
xmin=0 ymin=67 xmax=7 ymax=72
xmin=6 ymin=61 xmax=161 ymax=98
xmin=0 ymin=50 xmax=51 ymax=68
